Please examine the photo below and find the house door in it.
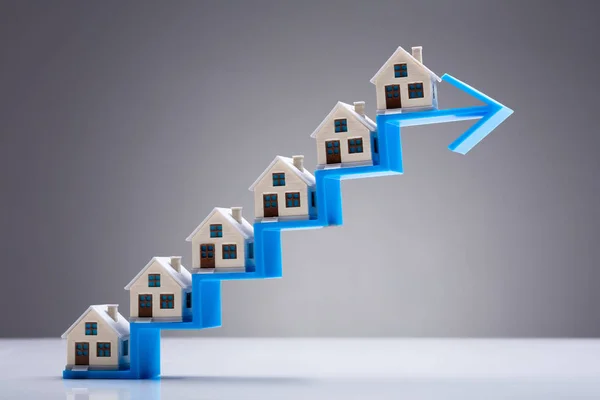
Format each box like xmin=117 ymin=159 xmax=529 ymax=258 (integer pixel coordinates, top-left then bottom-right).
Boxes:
xmin=325 ymin=140 xmax=341 ymax=164
xmin=385 ymin=85 xmax=401 ymax=109
xmin=138 ymin=294 xmax=153 ymax=318
xmin=200 ymin=244 xmax=215 ymax=268
xmin=75 ymin=342 xmax=89 ymax=365
xmin=263 ymin=194 xmax=278 ymax=218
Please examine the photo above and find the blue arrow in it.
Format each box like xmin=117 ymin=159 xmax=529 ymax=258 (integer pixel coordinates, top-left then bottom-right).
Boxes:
xmin=63 ymin=74 xmax=512 ymax=380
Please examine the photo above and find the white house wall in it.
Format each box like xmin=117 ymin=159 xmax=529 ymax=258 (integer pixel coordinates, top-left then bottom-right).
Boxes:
xmin=65 ymin=309 xmax=126 ymax=368
xmin=313 ymin=107 xmax=373 ymax=167
xmin=190 ymin=212 xmax=247 ymax=269
xmin=128 ymin=260 xmax=184 ymax=319
xmin=374 ymin=54 xmax=434 ymax=111
xmin=253 ymin=159 xmax=310 ymax=219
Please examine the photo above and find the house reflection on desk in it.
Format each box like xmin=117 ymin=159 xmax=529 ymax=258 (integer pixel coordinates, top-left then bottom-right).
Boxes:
xmin=64 ymin=380 xmax=160 ymax=400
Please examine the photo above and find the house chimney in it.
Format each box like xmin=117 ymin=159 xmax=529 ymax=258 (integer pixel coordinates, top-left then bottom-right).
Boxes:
xmin=231 ymin=207 xmax=243 ymax=224
xmin=353 ymin=101 xmax=365 ymax=116
xmin=412 ymin=46 xmax=423 ymax=63
xmin=292 ymin=155 xmax=304 ymax=171
xmin=170 ymin=256 xmax=182 ymax=273
xmin=107 ymin=305 xmax=118 ymax=322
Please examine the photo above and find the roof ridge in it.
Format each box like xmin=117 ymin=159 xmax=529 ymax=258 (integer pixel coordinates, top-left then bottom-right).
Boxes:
xmin=248 ymin=155 xmax=315 ymax=191
xmin=370 ymin=46 xmax=441 ymax=84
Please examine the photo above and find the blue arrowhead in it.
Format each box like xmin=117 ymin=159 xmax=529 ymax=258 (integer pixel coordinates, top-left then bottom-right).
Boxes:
xmin=442 ymin=73 xmax=514 ymax=154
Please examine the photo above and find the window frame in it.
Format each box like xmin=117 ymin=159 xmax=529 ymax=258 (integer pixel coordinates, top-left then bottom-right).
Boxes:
xmin=408 ymin=82 xmax=424 ymax=99
xmin=84 ymin=322 xmax=98 ymax=336
xmin=285 ymin=192 xmax=301 ymax=208
xmin=160 ymin=294 xmax=175 ymax=309
xmin=209 ymin=224 xmax=223 ymax=238
xmin=148 ymin=274 xmax=161 ymax=287
xmin=385 ymin=84 xmax=401 ymax=100
xmin=334 ymin=119 xmax=348 ymax=133
xmin=394 ymin=63 xmax=408 ymax=78
xmin=222 ymin=244 xmax=237 ymax=259
xmin=97 ymin=342 xmax=111 ymax=357
xmin=348 ymin=137 xmax=364 ymax=154
xmin=200 ymin=243 xmax=215 ymax=259
xmin=272 ymin=173 xmax=286 ymax=187
xmin=76 ymin=342 xmax=89 ymax=356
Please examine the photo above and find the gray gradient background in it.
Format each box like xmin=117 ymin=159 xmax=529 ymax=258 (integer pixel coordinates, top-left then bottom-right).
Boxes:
xmin=1 ymin=0 xmax=598 ymax=338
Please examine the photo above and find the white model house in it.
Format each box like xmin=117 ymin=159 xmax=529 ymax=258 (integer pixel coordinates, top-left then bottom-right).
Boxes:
xmin=62 ymin=304 xmax=130 ymax=371
xmin=186 ymin=207 xmax=254 ymax=271
xmin=310 ymin=101 xmax=378 ymax=169
xmin=124 ymin=256 xmax=192 ymax=322
xmin=370 ymin=46 xmax=441 ymax=113
xmin=249 ymin=155 xmax=316 ymax=221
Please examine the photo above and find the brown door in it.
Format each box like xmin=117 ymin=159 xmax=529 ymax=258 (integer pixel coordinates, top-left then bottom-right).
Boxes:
xmin=385 ymin=84 xmax=401 ymax=109
xmin=200 ymin=244 xmax=215 ymax=268
xmin=325 ymin=140 xmax=341 ymax=164
xmin=263 ymin=194 xmax=278 ymax=217
xmin=75 ymin=342 xmax=90 ymax=365
xmin=138 ymin=294 xmax=153 ymax=318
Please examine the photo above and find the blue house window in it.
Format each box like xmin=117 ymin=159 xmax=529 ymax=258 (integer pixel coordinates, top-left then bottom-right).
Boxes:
xmin=186 ymin=293 xmax=192 ymax=308
xmin=334 ymin=119 xmax=347 ymax=133
xmin=408 ymin=82 xmax=424 ymax=99
xmin=76 ymin=342 xmax=89 ymax=357
xmin=311 ymin=191 xmax=316 ymax=208
xmin=123 ymin=340 xmax=129 ymax=356
xmin=139 ymin=294 xmax=152 ymax=309
xmin=85 ymin=322 xmax=98 ymax=335
xmin=326 ymin=140 xmax=340 ymax=155
xmin=210 ymin=224 xmax=223 ymax=238
xmin=386 ymin=85 xmax=400 ymax=99
xmin=394 ymin=63 xmax=408 ymax=78
xmin=222 ymin=244 xmax=237 ymax=259
xmin=263 ymin=194 xmax=278 ymax=211
xmin=97 ymin=343 xmax=111 ymax=357
xmin=272 ymin=173 xmax=285 ymax=186
xmin=148 ymin=274 xmax=161 ymax=287
xmin=160 ymin=294 xmax=174 ymax=309
xmin=286 ymin=192 xmax=300 ymax=207
xmin=348 ymin=138 xmax=363 ymax=153
xmin=248 ymin=242 xmax=254 ymax=259
xmin=373 ymin=135 xmax=379 ymax=154
xmin=201 ymin=244 xmax=214 ymax=259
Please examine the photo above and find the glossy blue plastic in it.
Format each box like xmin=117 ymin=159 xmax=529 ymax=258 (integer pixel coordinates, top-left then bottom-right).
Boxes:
xmin=63 ymin=74 xmax=512 ymax=379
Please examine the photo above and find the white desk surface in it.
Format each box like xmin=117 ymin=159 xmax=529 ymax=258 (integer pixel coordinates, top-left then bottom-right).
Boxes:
xmin=2 ymin=338 xmax=600 ymax=399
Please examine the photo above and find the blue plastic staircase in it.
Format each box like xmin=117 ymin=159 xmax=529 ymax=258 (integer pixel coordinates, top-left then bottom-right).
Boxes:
xmin=63 ymin=74 xmax=512 ymax=379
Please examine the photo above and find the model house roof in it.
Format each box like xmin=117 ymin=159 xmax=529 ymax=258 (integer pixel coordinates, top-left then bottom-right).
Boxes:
xmin=61 ymin=304 xmax=130 ymax=339
xmin=310 ymin=101 xmax=377 ymax=138
xmin=185 ymin=207 xmax=254 ymax=242
xmin=370 ymin=46 xmax=442 ymax=84
xmin=248 ymin=155 xmax=316 ymax=191
xmin=124 ymin=257 xmax=192 ymax=290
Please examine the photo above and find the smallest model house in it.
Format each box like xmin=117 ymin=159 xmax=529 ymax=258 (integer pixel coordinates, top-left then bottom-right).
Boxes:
xmin=249 ymin=155 xmax=316 ymax=221
xmin=61 ymin=304 xmax=130 ymax=371
xmin=124 ymin=256 xmax=192 ymax=322
xmin=371 ymin=46 xmax=441 ymax=113
xmin=310 ymin=101 xmax=378 ymax=169
xmin=186 ymin=207 xmax=254 ymax=272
